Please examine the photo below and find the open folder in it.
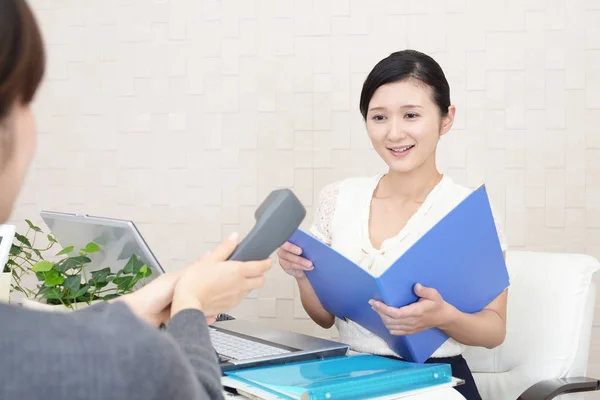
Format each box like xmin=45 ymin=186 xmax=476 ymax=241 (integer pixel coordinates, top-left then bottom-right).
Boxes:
xmin=288 ymin=184 xmax=510 ymax=363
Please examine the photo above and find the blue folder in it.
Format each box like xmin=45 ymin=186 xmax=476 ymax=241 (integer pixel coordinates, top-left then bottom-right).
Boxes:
xmin=288 ymin=184 xmax=509 ymax=363
xmin=225 ymin=355 xmax=453 ymax=400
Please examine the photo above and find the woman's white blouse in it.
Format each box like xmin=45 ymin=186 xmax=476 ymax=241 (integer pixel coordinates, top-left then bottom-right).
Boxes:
xmin=308 ymin=173 xmax=508 ymax=358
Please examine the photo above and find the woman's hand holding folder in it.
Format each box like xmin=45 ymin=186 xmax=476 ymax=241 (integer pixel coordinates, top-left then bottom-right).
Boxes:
xmin=277 ymin=241 xmax=314 ymax=279
xmin=369 ymin=283 xmax=453 ymax=336
xmin=370 ymin=281 xmax=508 ymax=349
xmin=277 ymin=241 xmax=336 ymax=329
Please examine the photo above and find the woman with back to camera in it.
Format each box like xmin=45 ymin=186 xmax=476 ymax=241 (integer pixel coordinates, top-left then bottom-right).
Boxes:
xmin=0 ymin=1 xmax=272 ymax=399
xmin=277 ymin=50 xmax=508 ymax=400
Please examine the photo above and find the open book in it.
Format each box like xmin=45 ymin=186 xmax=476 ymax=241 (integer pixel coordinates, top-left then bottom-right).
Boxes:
xmin=288 ymin=185 xmax=509 ymax=363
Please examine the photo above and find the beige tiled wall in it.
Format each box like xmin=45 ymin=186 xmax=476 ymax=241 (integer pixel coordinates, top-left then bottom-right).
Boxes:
xmin=13 ymin=0 xmax=600 ymax=383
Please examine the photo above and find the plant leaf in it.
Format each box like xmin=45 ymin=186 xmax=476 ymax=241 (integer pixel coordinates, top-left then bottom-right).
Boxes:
xmin=75 ymin=289 xmax=101 ymax=303
xmin=63 ymin=275 xmax=81 ymax=293
xmin=83 ymin=242 xmax=100 ymax=253
xmin=56 ymin=246 xmax=74 ymax=256
xmin=61 ymin=256 xmax=91 ymax=269
xmin=95 ymin=281 xmax=109 ymax=289
xmin=3 ymin=263 xmax=10 ymax=273
xmin=33 ymin=248 xmax=43 ymax=259
xmin=134 ymin=265 xmax=152 ymax=282
xmin=91 ymin=267 xmax=111 ymax=283
xmin=75 ymin=294 xmax=91 ymax=303
xmin=9 ymin=244 xmax=20 ymax=255
xmin=114 ymin=276 xmax=134 ymax=291
xmin=35 ymin=271 xmax=48 ymax=281
xmin=123 ymin=254 xmax=144 ymax=275
xmin=47 ymin=234 xmax=57 ymax=243
xmin=39 ymin=286 xmax=63 ymax=300
xmin=66 ymin=284 xmax=89 ymax=300
xmin=25 ymin=219 xmax=42 ymax=232
xmin=32 ymin=261 xmax=55 ymax=272
xmin=44 ymin=270 xmax=64 ymax=286
xmin=14 ymin=233 xmax=31 ymax=248
xmin=53 ymin=259 xmax=69 ymax=273
xmin=127 ymin=277 xmax=138 ymax=291
xmin=139 ymin=264 xmax=152 ymax=278
xmin=103 ymin=293 xmax=121 ymax=301
xmin=89 ymin=269 xmax=111 ymax=289
xmin=75 ymin=285 xmax=90 ymax=298
xmin=131 ymin=271 xmax=144 ymax=287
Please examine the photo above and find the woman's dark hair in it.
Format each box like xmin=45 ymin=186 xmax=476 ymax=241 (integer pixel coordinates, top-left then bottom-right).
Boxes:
xmin=359 ymin=49 xmax=450 ymax=120
xmin=0 ymin=0 xmax=45 ymax=160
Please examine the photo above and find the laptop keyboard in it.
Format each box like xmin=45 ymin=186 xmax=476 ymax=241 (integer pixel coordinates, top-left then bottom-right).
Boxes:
xmin=209 ymin=328 xmax=291 ymax=360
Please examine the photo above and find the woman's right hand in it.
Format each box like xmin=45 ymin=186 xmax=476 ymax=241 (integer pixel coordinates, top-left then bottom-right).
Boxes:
xmin=276 ymin=241 xmax=313 ymax=279
xmin=171 ymin=233 xmax=272 ymax=322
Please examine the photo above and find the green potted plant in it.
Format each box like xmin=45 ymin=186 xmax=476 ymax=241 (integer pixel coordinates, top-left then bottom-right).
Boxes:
xmin=4 ymin=219 xmax=153 ymax=311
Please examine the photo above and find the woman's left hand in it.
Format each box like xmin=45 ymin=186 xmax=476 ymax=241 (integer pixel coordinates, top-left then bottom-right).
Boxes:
xmin=117 ymin=272 xmax=181 ymax=327
xmin=369 ymin=283 xmax=454 ymax=336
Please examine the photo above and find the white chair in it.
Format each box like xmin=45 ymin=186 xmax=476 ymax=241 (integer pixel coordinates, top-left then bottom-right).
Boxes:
xmin=463 ymin=250 xmax=600 ymax=399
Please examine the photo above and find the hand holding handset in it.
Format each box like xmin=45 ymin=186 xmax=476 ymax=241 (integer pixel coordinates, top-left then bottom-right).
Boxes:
xmin=227 ymin=189 xmax=306 ymax=262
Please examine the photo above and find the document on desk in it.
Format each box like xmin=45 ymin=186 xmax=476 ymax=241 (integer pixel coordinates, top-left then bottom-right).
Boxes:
xmin=288 ymin=184 xmax=510 ymax=363
xmin=223 ymin=355 xmax=453 ymax=400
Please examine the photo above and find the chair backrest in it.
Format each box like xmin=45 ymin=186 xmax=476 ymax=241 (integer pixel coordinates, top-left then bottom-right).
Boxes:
xmin=463 ymin=250 xmax=600 ymax=400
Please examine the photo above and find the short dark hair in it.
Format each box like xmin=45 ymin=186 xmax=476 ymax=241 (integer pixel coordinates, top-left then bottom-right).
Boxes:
xmin=359 ymin=49 xmax=450 ymax=120
xmin=0 ymin=0 xmax=45 ymax=163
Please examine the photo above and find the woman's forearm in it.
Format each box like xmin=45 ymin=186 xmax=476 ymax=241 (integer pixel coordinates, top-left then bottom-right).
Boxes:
xmin=296 ymin=276 xmax=335 ymax=329
xmin=439 ymin=305 xmax=506 ymax=349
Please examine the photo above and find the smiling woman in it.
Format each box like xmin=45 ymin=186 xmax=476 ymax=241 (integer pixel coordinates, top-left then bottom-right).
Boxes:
xmin=277 ymin=49 xmax=508 ymax=400
xmin=359 ymin=50 xmax=455 ymax=178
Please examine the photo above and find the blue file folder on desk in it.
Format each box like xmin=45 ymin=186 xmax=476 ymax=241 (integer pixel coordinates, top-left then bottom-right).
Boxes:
xmin=288 ymin=185 xmax=509 ymax=363
xmin=225 ymin=355 xmax=453 ymax=400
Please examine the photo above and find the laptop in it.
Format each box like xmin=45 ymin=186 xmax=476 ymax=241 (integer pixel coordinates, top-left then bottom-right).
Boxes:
xmin=211 ymin=319 xmax=349 ymax=371
xmin=39 ymin=210 xmax=349 ymax=371
xmin=40 ymin=211 xmax=165 ymax=280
